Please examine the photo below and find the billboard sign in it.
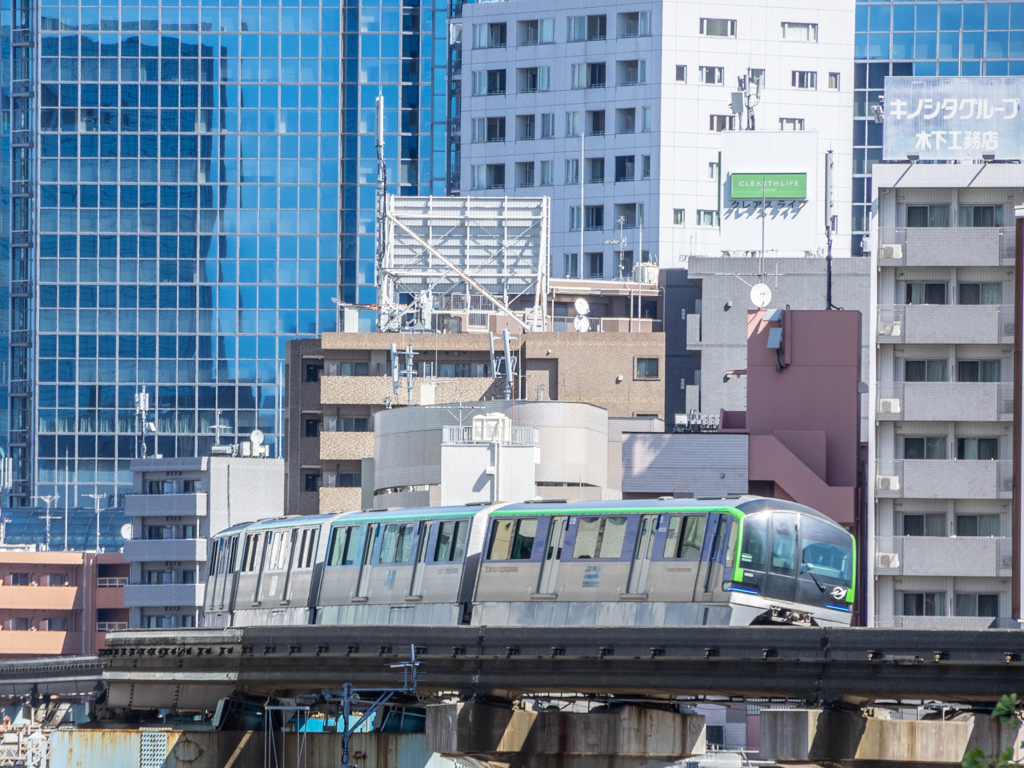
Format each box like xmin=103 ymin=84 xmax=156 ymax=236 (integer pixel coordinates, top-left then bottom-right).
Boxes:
xmin=883 ymin=76 xmax=1024 ymax=161
xmin=730 ymin=173 xmax=807 ymax=200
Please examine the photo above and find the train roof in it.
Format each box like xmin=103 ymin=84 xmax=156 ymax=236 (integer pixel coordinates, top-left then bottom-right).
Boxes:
xmin=247 ymin=513 xmax=345 ymax=531
xmin=329 ymin=503 xmax=498 ymax=525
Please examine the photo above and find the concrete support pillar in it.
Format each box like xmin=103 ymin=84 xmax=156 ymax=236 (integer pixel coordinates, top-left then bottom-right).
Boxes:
xmin=761 ymin=708 xmax=1022 ymax=768
xmin=426 ymin=701 xmax=706 ymax=768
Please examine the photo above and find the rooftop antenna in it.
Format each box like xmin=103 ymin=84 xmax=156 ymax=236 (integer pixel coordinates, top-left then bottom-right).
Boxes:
xmin=390 ymin=343 xmax=417 ymax=406
xmin=134 ymin=387 xmax=150 ymax=459
xmin=501 ymin=328 xmax=516 ymax=401
xmin=825 ymin=149 xmax=840 ymax=310
xmin=732 ymin=69 xmax=762 ymax=131
xmin=605 ymin=216 xmax=627 ymax=280
xmin=34 ymin=494 xmax=59 ymax=551
xmin=374 ymin=91 xmax=390 ymax=332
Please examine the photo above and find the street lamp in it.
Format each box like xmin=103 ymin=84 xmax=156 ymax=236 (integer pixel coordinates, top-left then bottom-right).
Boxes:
xmin=33 ymin=494 xmax=60 ymax=551
xmin=83 ymin=493 xmax=105 ymax=553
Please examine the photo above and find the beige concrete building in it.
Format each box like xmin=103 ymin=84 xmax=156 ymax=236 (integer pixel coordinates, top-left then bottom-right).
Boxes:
xmin=285 ymin=331 xmax=665 ymax=516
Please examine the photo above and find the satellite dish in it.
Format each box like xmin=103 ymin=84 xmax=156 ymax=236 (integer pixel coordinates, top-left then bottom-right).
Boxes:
xmin=574 ymin=297 xmax=590 ymax=316
xmin=573 ymin=315 xmax=591 ymax=333
xmin=120 ymin=523 xmax=132 ymax=541
xmin=250 ymin=429 xmax=265 ymax=446
xmin=750 ymin=282 xmax=773 ymax=309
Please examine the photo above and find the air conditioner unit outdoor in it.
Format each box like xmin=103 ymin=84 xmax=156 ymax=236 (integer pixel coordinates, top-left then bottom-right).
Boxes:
xmin=878 ymin=322 xmax=901 ymax=337
xmin=325 ymin=418 xmax=338 ymax=432
xmin=876 ymin=552 xmax=900 ymax=569
xmin=326 ymin=362 xmax=340 ymax=376
xmin=877 ymin=475 xmax=900 ymax=491
xmin=879 ymin=244 xmax=903 ymax=260
xmin=877 ymin=398 xmax=901 ymax=414
xmin=323 ymin=474 xmax=337 ymax=488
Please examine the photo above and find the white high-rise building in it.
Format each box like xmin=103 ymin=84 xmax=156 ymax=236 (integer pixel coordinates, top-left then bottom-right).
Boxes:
xmin=458 ymin=0 xmax=855 ymax=277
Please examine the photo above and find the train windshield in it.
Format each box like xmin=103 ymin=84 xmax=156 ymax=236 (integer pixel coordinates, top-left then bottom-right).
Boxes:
xmin=799 ymin=516 xmax=853 ymax=585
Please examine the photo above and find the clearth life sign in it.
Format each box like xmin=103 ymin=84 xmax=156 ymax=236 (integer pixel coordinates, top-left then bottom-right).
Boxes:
xmin=883 ymin=76 xmax=1024 ymax=162
xmin=729 ymin=173 xmax=808 ymax=200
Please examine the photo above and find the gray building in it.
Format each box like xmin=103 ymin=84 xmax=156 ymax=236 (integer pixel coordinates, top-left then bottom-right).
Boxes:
xmin=123 ymin=455 xmax=284 ymax=628
xmin=869 ymin=162 xmax=1021 ymax=629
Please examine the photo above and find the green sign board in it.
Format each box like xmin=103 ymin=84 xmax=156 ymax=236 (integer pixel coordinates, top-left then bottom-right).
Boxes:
xmin=730 ymin=173 xmax=807 ymax=200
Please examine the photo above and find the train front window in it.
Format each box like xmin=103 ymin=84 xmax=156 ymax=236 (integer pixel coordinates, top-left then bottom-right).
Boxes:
xmin=739 ymin=515 xmax=767 ymax=570
xmin=487 ymin=518 xmax=538 ymax=560
xmin=380 ymin=523 xmax=415 ymax=564
xmin=572 ymin=517 xmax=627 ymax=559
xmin=769 ymin=516 xmax=797 ymax=575
xmin=434 ymin=520 xmax=468 ymax=562
xmin=663 ymin=515 xmax=706 ymax=559
xmin=799 ymin=516 xmax=853 ymax=585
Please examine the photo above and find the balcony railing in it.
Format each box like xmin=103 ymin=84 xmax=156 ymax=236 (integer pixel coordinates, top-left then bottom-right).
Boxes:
xmin=874 ymin=535 xmax=1012 ymax=578
xmin=877 ymin=226 xmax=1014 ymax=266
xmin=98 ymin=576 xmax=128 ymax=587
xmin=874 ymin=615 xmax=1005 ymax=630
xmin=96 ymin=621 xmax=129 ymax=632
xmin=877 ymin=303 xmax=1013 ymax=345
xmin=876 ymin=458 xmax=1012 ymax=499
xmin=876 ymin=381 xmax=1013 ymax=420
xmin=442 ymin=425 xmax=537 ymax=446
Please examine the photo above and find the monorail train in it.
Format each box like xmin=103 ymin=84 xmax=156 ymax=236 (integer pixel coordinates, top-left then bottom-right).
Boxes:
xmin=203 ymin=497 xmax=856 ymax=628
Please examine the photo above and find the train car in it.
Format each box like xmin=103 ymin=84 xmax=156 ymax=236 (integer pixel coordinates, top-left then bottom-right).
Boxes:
xmin=472 ymin=497 xmax=855 ymax=627
xmin=203 ymin=521 xmax=251 ymax=628
xmin=315 ymin=504 xmax=498 ymax=625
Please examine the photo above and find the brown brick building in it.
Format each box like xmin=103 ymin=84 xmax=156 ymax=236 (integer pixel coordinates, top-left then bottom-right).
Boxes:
xmin=285 ymin=331 xmax=665 ymax=516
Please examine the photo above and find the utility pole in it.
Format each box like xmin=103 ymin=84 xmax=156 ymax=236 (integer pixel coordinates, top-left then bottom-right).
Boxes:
xmin=34 ymin=494 xmax=59 ymax=551
xmin=825 ymin=149 xmax=839 ymax=310
xmin=84 ymin=493 xmax=105 ymax=553
xmin=605 ymin=216 xmax=627 ymax=280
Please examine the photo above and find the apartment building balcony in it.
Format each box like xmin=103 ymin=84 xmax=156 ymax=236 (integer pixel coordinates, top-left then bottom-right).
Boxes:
xmin=875 ymin=459 xmax=1012 ymax=499
xmin=123 ymin=539 xmax=206 ymax=564
xmin=874 ymin=535 xmax=1012 ymax=578
xmin=96 ymin=577 xmax=125 ymax=609
xmin=320 ymin=375 xmax=496 ymax=406
xmin=877 ymin=227 xmax=1014 ymax=267
xmin=877 ymin=304 xmax=1013 ymax=345
xmin=0 ymin=584 xmax=77 ymax=611
xmin=873 ymin=616 xmax=1004 ymax=630
xmin=320 ymin=430 xmax=374 ymax=461
xmin=876 ymin=382 xmax=1013 ymax=421
xmin=124 ymin=583 xmax=204 ymax=608
xmin=124 ymin=492 xmax=207 ymax=517
xmin=319 ymin=486 xmax=362 ymax=514
xmin=0 ymin=631 xmax=73 ymax=657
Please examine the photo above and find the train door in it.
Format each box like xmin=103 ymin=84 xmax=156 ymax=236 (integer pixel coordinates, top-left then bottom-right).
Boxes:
xmin=355 ymin=524 xmax=377 ymax=599
xmin=537 ymin=517 xmax=567 ymax=595
xmin=408 ymin=522 xmax=431 ymax=598
xmin=700 ymin=515 xmax=732 ymax=597
xmin=626 ymin=515 xmax=658 ymax=594
xmin=763 ymin=513 xmax=798 ymax=604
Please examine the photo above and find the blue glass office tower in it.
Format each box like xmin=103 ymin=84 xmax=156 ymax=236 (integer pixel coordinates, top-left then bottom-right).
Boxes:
xmin=1 ymin=0 xmax=450 ymax=505
xmin=852 ymin=0 xmax=1024 ymax=254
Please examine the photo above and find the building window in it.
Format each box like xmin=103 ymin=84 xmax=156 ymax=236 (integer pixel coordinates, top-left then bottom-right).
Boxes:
xmin=563 ymin=253 xmax=579 ymax=278
xmin=642 ymin=106 xmax=652 ymax=131
xmin=586 ymin=252 xmax=604 ymax=279
xmin=906 ymin=204 xmax=949 ymax=227
xmin=568 ymin=14 xmax=607 ymax=42
xmin=587 ymin=110 xmax=606 ymax=136
xmin=958 ymin=359 xmax=1001 ymax=382
xmin=305 ymin=364 xmax=322 ymax=382
xmin=570 ymin=62 xmax=606 ymax=89
xmin=709 ymin=114 xmax=735 ymax=132
xmin=519 ymin=18 xmax=554 ymax=45
xmin=473 ymin=22 xmax=507 ymax=48
xmin=516 ymin=162 xmax=535 ymax=188
xmin=675 ymin=65 xmax=687 ymax=82
xmin=696 ymin=210 xmax=719 ymax=227
xmin=903 ymin=436 xmax=946 ymax=460
xmin=902 ymin=592 xmax=946 ymax=616
xmin=959 ymin=205 xmax=1004 ymax=227
xmin=42 ymin=618 xmax=67 ymax=631
xmin=902 ymin=513 xmax=945 ymax=537
xmin=641 ymin=155 xmax=651 ymax=179
xmin=584 ymin=205 xmax=604 ymax=230
xmin=904 ymin=359 xmax=947 ymax=382
xmin=539 ymin=160 xmax=554 ymax=186
xmin=956 ymin=514 xmax=1000 ymax=537
xmin=957 ymin=437 xmax=998 ymax=460
xmin=46 ymin=573 xmax=65 ymax=586
xmin=781 ymin=22 xmax=817 ymax=41
xmin=618 ymin=60 xmax=646 ymax=86
xmin=905 ymin=282 xmax=947 ymax=305
xmin=699 ymin=66 xmax=725 ymax=85
xmin=673 ymin=209 xmax=685 ymax=226
xmin=708 ymin=161 xmax=719 ymax=179
xmin=700 ymin=18 xmax=736 ymax=37
xmin=828 ymin=72 xmax=840 ymax=89
xmin=565 ymin=111 xmax=581 ymax=137
xmin=9 ymin=573 xmax=30 ymax=586
xmin=619 ymin=11 xmax=652 ymax=38
xmin=956 ymin=593 xmax=999 ymax=617
xmin=959 ymin=282 xmax=1002 ymax=305
xmin=304 ymin=473 xmax=321 ymax=492
xmin=779 ymin=117 xmax=805 ymax=131
xmin=304 ymin=418 xmax=321 ymax=437
xmin=585 ymin=158 xmax=605 ymax=184
xmin=565 ymin=159 xmax=580 ymax=185
xmin=8 ymin=618 xmax=30 ymax=631
xmin=791 ymin=70 xmax=817 ymax=89
xmin=617 ymin=108 xmax=636 ymax=134
xmin=518 ymin=66 xmax=550 ymax=93
xmin=615 ymin=155 xmax=635 ymax=182
xmin=636 ymin=357 xmax=659 ymax=378
xmin=541 ymin=113 xmax=556 ymax=138
xmin=472 ymin=69 xmax=506 ymax=96
xmin=517 ymin=114 xmax=536 ymax=140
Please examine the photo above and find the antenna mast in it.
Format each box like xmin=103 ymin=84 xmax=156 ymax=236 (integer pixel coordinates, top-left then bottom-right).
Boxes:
xmin=825 ymin=149 xmax=838 ymax=309
xmin=375 ymin=93 xmax=392 ymax=331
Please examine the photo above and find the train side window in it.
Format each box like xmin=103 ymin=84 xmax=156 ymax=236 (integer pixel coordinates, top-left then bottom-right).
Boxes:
xmin=434 ymin=520 xmax=468 ymax=562
xmin=380 ymin=523 xmax=415 ymax=564
xmin=572 ymin=517 xmax=628 ymax=559
xmin=266 ymin=530 xmax=294 ymax=571
xmin=739 ymin=516 xmax=767 ymax=570
xmin=327 ymin=526 xmax=360 ymax=566
xmin=770 ymin=515 xmax=797 ymax=575
xmin=663 ymin=515 xmax=706 ymax=559
xmin=294 ymin=529 xmax=317 ymax=570
xmin=241 ymin=533 xmax=261 ymax=572
xmin=487 ymin=518 xmax=538 ymax=560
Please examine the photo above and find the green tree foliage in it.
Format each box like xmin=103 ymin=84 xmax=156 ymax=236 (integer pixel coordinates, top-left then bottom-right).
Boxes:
xmin=962 ymin=695 xmax=1023 ymax=768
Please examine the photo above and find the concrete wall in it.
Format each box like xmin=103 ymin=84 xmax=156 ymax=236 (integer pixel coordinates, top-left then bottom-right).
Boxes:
xmin=440 ymin=442 xmax=538 ymax=505
xmin=621 ymin=433 xmax=748 ymax=497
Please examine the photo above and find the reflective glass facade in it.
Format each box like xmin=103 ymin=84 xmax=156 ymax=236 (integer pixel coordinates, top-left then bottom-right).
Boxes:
xmin=852 ymin=0 xmax=1024 ymax=254
xmin=3 ymin=0 xmax=449 ymax=506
